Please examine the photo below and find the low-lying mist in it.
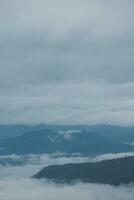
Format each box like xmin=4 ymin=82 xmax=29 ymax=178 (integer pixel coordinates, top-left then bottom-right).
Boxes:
xmin=0 ymin=153 xmax=134 ymax=200
xmin=0 ymin=178 xmax=134 ymax=200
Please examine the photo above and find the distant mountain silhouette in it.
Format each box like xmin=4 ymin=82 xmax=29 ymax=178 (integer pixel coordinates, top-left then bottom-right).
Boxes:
xmin=0 ymin=127 xmax=134 ymax=155
xmin=1 ymin=124 xmax=134 ymax=141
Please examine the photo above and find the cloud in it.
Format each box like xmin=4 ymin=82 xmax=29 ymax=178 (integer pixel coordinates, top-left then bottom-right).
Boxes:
xmin=0 ymin=153 xmax=97 ymax=179
xmin=0 ymin=153 xmax=134 ymax=200
xmin=1 ymin=152 xmax=134 ymax=170
xmin=0 ymin=1 xmax=134 ymax=124
xmin=0 ymin=178 xmax=134 ymax=200
xmin=1 ymin=0 xmax=134 ymax=86
xmin=1 ymin=81 xmax=134 ymax=125
xmin=58 ymin=130 xmax=81 ymax=139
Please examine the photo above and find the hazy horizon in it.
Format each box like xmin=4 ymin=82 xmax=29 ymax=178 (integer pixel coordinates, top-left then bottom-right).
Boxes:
xmin=0 ymin=123 xmax=134 ymax=127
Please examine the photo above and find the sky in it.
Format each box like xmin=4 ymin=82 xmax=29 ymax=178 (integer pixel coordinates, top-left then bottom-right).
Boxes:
xmin=0 ymin=0 xmax=134 ymax=125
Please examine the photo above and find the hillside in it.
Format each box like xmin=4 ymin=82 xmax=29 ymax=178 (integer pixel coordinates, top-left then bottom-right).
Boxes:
xmin=34 ymin=156 xmax=134 ymax=185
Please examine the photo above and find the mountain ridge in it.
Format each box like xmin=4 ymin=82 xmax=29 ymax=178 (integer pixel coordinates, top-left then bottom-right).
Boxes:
xmin=0 ymin=127 xmax=134 ymax=155
xmin=34 ymin=156 xmax=134 ymax=186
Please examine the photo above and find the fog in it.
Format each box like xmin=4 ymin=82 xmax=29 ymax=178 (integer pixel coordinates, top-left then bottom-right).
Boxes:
xmin=1 ymin=152 xmax=134 ymax=178
xmin=0 ymin=177 xmax=134 ymax=200
xmin=1 ymin=152 xmax=134 ymax=167
xmin=0 ymin=153 xmax=134 ymax=200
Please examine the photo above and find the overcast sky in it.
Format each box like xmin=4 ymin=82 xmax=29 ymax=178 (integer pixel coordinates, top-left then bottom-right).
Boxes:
xmin=0 ymin=0 xmax=134 ymax=125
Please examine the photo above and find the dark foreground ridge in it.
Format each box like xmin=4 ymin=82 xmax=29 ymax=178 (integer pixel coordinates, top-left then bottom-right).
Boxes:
xmin=34 ymin=156 xmax=134 ymax=186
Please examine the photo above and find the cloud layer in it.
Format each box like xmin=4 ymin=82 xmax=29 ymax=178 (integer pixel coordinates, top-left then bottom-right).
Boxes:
xmin=0 ymin=178 xmax=134 ymax=200
xmin=1 ymin=152 xmax=134 ymax=178
xmin=0 ymin=0 xmax=134 ymax=124
xmin=0 ymin=153 xmax=134 ymax=200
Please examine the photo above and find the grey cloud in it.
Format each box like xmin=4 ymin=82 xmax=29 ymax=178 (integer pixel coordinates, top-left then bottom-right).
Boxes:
xmin=0 ymin=81 xmax=134 ymax=125
xmin=1 ymin=0 xmax=134 ymax=86
xmin=0 ymin=1 xmax=134 ymax=124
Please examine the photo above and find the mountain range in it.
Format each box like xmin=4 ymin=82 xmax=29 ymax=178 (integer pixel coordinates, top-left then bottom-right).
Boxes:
xmin=0 ymin=124 xmax=134 ymax=155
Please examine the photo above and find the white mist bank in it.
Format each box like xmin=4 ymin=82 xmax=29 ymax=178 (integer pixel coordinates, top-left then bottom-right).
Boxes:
xmin=1 ymin=152 xmax=134 ymax=166
xmin=0 ymin=178 xmax=134 ymax=200
xmin=0 ymin=153 xmax=134 ymax=200
xmin=0 ymin=152 xmax=134 ymax=179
